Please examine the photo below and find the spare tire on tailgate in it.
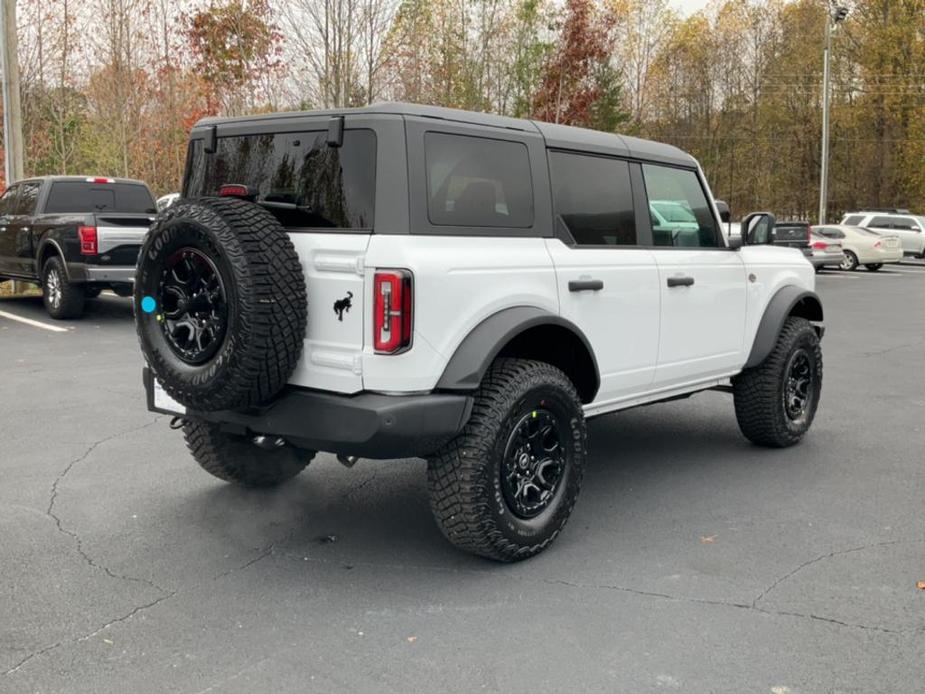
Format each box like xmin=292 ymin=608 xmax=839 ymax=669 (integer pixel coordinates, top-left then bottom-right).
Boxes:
xmin=135 ymin=197 xmax=307 ymax=411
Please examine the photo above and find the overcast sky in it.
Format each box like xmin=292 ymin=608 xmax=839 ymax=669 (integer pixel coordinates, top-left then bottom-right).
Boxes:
xmin=670 ymin=0 xmax=712 ymax=16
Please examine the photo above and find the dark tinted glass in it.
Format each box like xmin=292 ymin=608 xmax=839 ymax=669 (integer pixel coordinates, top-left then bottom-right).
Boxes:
xmin=14 ymin=182 xmax=41 ymax=215
xmin=891 ymin=218 xmax=916 ymax=230
xmin=642 ymin=164 xmax=718 ymax=247
xmin=817 ymin=227 xmax=844 ymax=239
xmin=425 ymin=133 xmax=533 ymax=228
xmin=44 ymin=182 xmax=155 ymax=213
xmin=186 ymin=130 xmax=376 ymax=229
xmin=549 ymin=151 xmax=636 ymax=246
xmin=0 ymin=185 xmax=19 ymax=216
xmin=868 ymin=216 xmax=894 ymax=228
xmin=842 ymin=215 xmax=863 ymax=225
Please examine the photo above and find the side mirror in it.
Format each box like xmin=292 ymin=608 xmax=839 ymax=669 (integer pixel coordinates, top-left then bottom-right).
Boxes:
xmin=715 ymin=200 xmax=731 ymax=224
xmin=727 ymin=234 xmax=743 ymax=250
xmin=741 ymin=211 xmax=777 ymax=246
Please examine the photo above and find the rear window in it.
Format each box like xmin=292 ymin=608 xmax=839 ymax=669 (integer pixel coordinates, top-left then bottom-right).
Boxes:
xmin=44 ymin=181 xmax=155 ymax=214
xmin=774 ymin=223 xmax=809 ymax=242
xmin=184 ymin=130 xmax=376 ymax=229
xmin=424 ymin=132 xmax=533 ymax=229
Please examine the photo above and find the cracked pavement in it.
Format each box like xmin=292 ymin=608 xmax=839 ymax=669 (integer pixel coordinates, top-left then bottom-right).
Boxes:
xmin=2 ymin=265 xmax=925 ymax=693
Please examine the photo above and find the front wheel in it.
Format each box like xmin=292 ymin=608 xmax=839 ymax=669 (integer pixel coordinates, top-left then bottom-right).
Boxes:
xmin=839 ymin=251 xmax=858 ymax=271
xmin=865 ymin=263 xmax=883 ymax=272
xmin=732 ymin=317 xmax=822 ymax=448
xmin=42 ymin=256 xmax=85 ymax=319
xmin=427 ymin=358 xmax=587 ymax=562
xmin=183 ymin=420 xmax=314 ymax=487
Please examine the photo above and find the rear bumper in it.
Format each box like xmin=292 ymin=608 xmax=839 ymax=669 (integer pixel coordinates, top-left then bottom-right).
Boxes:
xmin=67 ymin=262 xmax=136 ymax=284
xmin=143 ymin=368 xmax=473 ymax=459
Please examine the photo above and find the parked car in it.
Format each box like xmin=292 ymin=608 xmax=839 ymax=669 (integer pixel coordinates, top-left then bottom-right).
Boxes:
xmin=136 ymin=102 xmax=823 ymax=561
xmin=812 ymin=224 xmax=903 ymax=271
xmin=156 ymin=192 xmax=180 ymax=212
xmin=0 ymin=176 xmax=156 ymax=318
xmin=840 ymin=209 xmax=925 ymax=258
xmin=809 ymin=231 xmax=845 ymax=272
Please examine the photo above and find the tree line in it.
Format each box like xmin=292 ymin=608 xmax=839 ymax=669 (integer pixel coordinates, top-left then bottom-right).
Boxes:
xmin=8 ymin=0 xmax=925 ymax=221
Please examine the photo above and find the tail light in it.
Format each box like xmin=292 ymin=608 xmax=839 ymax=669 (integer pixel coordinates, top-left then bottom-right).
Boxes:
xmin=373 ymin=269 xmax=413 ymax=354
xmin=78 ymin=226 xmax=98 ymax=255
xmin=85 ymin=177 xmax=115 ymax=184
xmin=811 ymin=241 xmax=828 ymax=250
xmin=218 ymin=183 xmax=256 ymax=199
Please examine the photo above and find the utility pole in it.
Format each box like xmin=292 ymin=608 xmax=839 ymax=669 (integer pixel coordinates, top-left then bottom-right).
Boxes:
xmin=818 ymin=6 xmax=849 ymax=225
xmin=0 ymin=0 xmax=24 ymax=186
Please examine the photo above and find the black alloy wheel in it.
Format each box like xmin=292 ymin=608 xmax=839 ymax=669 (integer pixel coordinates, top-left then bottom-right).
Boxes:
xmin=159 ymin=247 xmax=228 ymax=365
xmin=782 ymin=348 xmax=814 ymax=425
xmin=500 ymin=409 xmax=568 ymax=519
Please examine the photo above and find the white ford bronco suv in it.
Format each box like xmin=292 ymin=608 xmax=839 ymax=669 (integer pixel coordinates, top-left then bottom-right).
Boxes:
xmin=135 ymin=103 xmax=823 ymax=561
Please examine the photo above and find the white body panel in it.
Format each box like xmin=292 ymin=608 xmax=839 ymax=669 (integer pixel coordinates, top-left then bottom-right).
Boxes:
xmin=287 ymin=232 xmax=371 ymax=393
xmin=361 ymin=234 xmax=558 ymax=393
xmin=544 ymin=240 xmax=660 ymax=401
xmin=651 ymin=249 xmax=747 ymax=386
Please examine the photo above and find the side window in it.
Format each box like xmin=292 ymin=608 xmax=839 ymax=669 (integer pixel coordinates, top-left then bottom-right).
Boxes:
xmin=548 ymin=151 xmax=636 ymax=246
xmin=0 ymin=185 xmax=18 ymax=216
xmin=425 ymin=132 xmax=533 ymax=229
xmin=842 ymin=215 xmax=864 ymax=226
xmin=12 ymin=182 xmax=40 ymax=215
xmin=892 ymin=217 xmax=917 ymax=230
xmin=868 ymin=216 xmax=894 ymax=228
xmin=641 ymin=164 xmax=718 ymax=248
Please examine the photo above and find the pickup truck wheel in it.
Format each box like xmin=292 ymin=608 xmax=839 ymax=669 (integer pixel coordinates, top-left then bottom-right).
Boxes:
xmin=865 ymin=263 xmax=883 ymax=272
xmin=427 ymin=358 xmax=587 ymax=562
xmin=183 ymin=420 xmax=313 ymax=487
xmin=42 ymin=257 xmax=85 ymax=319
xmin=136 ymin=198 xmax=307 ymax=411
xmin=839 ymin=251 xmax=858 ymax=271
xmin=732 ymin=317 xmax=822 ymax=448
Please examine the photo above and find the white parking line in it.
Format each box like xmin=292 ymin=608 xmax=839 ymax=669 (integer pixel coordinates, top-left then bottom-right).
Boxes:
xmin=0 ymin=309 xmax=70 ymax=332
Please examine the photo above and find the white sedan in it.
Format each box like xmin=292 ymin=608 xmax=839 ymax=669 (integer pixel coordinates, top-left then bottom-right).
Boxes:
xmin=811 ymin=225 xmax=903 ymax=271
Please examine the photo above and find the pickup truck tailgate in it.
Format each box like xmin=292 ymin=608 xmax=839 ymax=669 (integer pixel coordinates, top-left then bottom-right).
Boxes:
xmin=96 ymin=214 xmax=154 ymax=254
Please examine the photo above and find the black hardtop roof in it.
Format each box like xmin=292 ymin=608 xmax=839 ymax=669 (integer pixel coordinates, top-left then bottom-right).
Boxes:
xmin=193 ymin=101 xmax=696 ymax=169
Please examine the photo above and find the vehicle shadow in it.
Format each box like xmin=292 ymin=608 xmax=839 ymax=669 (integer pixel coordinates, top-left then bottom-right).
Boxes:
xmin=165 ymin=393 xmax=775 ymax=574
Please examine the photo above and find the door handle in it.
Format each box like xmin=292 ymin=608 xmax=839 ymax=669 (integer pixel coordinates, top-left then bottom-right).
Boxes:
xmin=667 ymin=276 xmax=695 ymax=287
xmin=568 ymin=279 xmax=604 ymax=292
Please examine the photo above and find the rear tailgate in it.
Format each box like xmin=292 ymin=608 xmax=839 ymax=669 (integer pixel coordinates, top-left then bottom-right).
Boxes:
xmin=95 ymin=213 xmax=155 ymax=264
xmin=773 ymin=223 xmax=810 ymax=249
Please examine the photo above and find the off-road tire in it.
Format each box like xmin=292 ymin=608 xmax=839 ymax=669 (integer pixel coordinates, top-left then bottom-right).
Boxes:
xmin=42 ymin=256 xmax=85 ymax=319
xmin=427 ymin=358 xmax=587 ymax=562
xmin=135 ymin=198 xmax=307 ymax=411
xmin=732 ymin=316 xmax=822 ymax=448
xmin=865 ymin=263 xmax=883 ymax=272
xmin=840 ymin=250 xmax=858 ymax=271
xmin=183 ymin=420 xmax=313 ymax=487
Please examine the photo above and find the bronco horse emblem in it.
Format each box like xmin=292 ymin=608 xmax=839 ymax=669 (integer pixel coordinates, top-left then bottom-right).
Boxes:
xmin=333 ymin=291 xmax=353 ymax=321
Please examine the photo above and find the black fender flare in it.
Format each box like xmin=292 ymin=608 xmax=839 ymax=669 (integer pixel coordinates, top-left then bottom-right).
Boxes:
xmin=436 ymin=306 xmax=600 ymax=397
xmin=35 ymin=238 xmax=69 ymax=280
xmin=745 ymin=286 xmax=823 ymax=369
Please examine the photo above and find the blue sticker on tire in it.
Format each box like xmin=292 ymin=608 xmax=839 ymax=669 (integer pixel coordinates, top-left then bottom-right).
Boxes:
xmin=141 ymin=296 xmax=156 ymax=313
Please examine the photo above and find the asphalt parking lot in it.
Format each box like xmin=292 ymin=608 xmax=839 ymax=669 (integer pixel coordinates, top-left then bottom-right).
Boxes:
xmin=2 ymin=262 xmax=925 ymax=694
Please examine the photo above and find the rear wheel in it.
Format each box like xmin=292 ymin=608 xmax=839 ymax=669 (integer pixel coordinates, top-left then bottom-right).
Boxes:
xmin=183 ymin=420 xmax=313 ymax=487
xmin=865 ymin=263 xmax=883 ymax=272
xmin=427 ymin=358 xmax=587 ymax=561
xmin=732 ymin=317 xmax=822 ymax=448
xmin=840 ymin=251 xmax=858 ymax=271
xmin=42 ymin=256 xmax=85 ymax=319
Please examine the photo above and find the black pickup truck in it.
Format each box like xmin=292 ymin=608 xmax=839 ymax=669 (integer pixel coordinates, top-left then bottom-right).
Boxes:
xmin=0 ymin=176 xmax=156 ymax=318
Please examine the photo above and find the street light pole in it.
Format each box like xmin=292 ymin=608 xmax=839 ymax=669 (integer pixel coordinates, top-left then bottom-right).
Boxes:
xmin=0 ymin=0 xmax=24 ymax=186
xmin=818 ymin=6 xmax=848 ymax=225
